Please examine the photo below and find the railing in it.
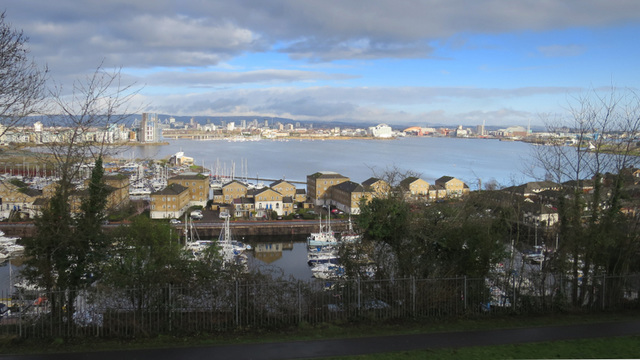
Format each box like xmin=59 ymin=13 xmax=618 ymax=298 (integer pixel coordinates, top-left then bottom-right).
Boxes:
xmin=0 ymin=273 xmax=638 ymax=339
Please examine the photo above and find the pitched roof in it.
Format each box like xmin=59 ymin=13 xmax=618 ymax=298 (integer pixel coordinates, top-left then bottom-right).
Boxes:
xmin=436 ymin=176 xmax=455 ymax=183
xmin=170 ymin=173 xmax=208 ymax=180
xmin=362 ymin=177 xmax=382 ymax=187
xmin=32 ymin=197 xmax=49 ymax=206
xmin=400 ymin=177 xmax=426 ymax=188
xmin=333 ymin=181 xmax=364 ymax=193
xmin=152 ymin=183 xmax=188 ymax=195
xmin=255 ymin=187 xmax=282 ymax=196
xmin=269 ymin=179 xmax=292 ymax=187
xmin=19 ymin=188 xmax=43 ymax=197
xmin=308 ymin=171 xmax=348 ymax=179
xmin=223 ymin=179 xmax=248 ymax=187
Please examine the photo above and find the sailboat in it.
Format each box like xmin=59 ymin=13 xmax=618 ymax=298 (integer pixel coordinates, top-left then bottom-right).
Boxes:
xmin=340 ymin=215 xmax=361 ymax=243
xmin=183 ymin=213 xmax=213 ymax=258
xmin=307 ymin=212 xmax=338 ymax=247
xmin=217 ymin=216 xmax=251 ymax=264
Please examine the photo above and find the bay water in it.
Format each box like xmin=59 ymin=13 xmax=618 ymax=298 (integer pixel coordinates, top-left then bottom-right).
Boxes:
xmin=129 ymin=136 xmax=540 ymax=188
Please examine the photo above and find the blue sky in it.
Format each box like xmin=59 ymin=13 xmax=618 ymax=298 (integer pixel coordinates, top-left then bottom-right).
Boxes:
xmin=4 ymin=1 xmax=640 ymax=127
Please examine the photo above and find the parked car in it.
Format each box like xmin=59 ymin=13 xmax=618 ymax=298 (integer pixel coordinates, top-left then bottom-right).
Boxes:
xmin=190 ymin=210 xmax=203 ymax=220
xmin=169 ymin=219 xmax=181 ymax=224
xmin=219 ymin=211 xmax=230 ymax=219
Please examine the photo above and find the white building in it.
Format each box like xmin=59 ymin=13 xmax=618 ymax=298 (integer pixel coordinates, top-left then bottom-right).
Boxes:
xmin=140 ymin=113 xmax=162 ymax=143
xmin=369 ymin=124 xmax=393 ymax=138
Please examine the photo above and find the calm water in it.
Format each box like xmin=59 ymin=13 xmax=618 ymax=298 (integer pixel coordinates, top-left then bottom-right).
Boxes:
xmin=128 ymin=137 xmax=541 ymax=189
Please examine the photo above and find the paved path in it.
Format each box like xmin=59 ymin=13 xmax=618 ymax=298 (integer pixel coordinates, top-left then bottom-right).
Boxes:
xmin=2 ymin=320 xmax=640 ymax=360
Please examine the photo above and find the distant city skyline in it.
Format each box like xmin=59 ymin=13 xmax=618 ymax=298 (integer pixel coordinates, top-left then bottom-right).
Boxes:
xmin=4 ymin=1 xmax=640 ymax=127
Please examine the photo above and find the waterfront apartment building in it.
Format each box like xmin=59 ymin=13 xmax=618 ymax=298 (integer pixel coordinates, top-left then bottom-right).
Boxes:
xmin=254 ymin=188 xmax=284 ymax=216
xmin=269 ymin=180 xmax=297 ymax=198
xmin=330 ymin=181 xmax=371 ymax=214
xmin=168 ymin=173 xmax=210 ymax=207
xmin=150 ymin=183 xmax=191 ymax=219
xmin=306 ymin=171 xmax=350 ymax=206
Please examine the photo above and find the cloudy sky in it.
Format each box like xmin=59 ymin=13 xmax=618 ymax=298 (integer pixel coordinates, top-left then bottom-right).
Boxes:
xmin=4 ymin=1 xmax=640 ymax=127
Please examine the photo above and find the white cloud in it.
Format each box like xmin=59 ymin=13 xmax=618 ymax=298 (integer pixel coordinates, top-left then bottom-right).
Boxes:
xmin=138 ymin=85 xmax=579 ymax=126
xmin=141 ymin=69 xmax=358 ymax=87
xmin=538 ymin=44 xmax=587 ymax=57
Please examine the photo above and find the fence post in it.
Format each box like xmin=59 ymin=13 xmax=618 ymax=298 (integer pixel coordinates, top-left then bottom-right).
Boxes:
xmin=298 ymin=281 xmax=302 ymax=324
xmin=357 ymin=277 xmax=361 ymax=312
xmin=463 ymin=276 xmax=467 ymax=311
xmin=412 ymin=276 xmax=416 ymax=317
xmin=601 ymin=274 xmax=606 ymax=310
xmin=235 ymin=281 xmax=239 ymax=328
xmin=512 ymin=271 xmax=517 ymax=313
xmin=18 ymin=289 xmax=23 ymax=338
xmin=168 ymin=284 xmax=172 ymax=333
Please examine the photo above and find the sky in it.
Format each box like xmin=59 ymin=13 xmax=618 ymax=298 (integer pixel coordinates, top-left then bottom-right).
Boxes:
xmin=4 ymin=1 xmax=640 ymax=128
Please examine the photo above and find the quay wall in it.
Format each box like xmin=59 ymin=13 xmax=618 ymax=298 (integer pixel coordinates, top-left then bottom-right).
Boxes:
xmin=0 ymin=221 xmax=349 ymax=241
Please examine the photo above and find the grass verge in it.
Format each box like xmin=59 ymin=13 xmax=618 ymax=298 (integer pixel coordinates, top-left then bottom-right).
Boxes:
xmin=0 ymin=310 xmax=639 ymax=355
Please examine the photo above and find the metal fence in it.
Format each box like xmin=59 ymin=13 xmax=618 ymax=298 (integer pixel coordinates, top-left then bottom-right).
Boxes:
xmin=0 ymin=273 xmax=638 ymax=339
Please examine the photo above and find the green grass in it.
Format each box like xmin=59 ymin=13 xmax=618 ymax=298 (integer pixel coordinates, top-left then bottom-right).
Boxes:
xmin=1 ymin=311 xmax=639 ymax=355
xmin=325 ymin=336 xmax=640 ymax=359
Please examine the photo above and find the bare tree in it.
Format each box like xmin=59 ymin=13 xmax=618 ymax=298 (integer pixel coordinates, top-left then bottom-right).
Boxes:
xmin=533 ymin=87 xmax=640 ymax=306
xmin=0 ymin=11 xmax=47 ymax=137
xmin=22 ymin=65 xmax=141 ymax=332
xmin=43 ymin=63 xmax=142 ymax=183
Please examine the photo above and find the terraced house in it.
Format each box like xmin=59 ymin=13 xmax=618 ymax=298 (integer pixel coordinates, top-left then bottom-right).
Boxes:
xmin=254 ymin=187 xmax=284 ymax=217
xmin=435 ymin=176 xmax=470 ymax=198
xmin=221 ymin=180 xmax=248 ymax=204
xmin=362 ymin=177 xmax=390 ymax=198
xmin=269 ymin=180 xmax=297 ymax=198
xmin=400 ymin=177 xmax=430 ymax=200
